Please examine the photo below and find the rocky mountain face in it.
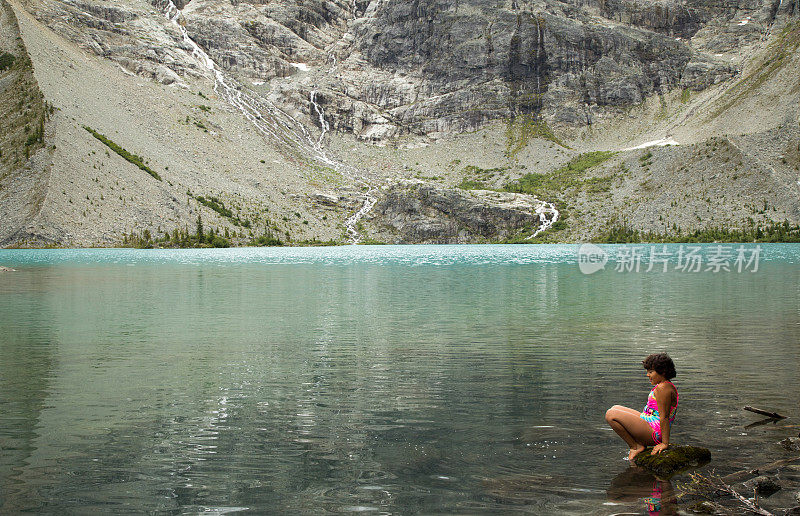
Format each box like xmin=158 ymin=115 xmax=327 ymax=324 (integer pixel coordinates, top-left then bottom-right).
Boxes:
xmin=23 ymin=0 xmax=791 ymax=139
xmin=0 ymin=0 xmax=799 ymax=246
xmin=369 ymin=182 xmax=554 ymax=244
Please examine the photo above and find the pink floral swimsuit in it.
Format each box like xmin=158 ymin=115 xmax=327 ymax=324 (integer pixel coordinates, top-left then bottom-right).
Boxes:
xmin=640 ymin=380 xmax=678 ymax=444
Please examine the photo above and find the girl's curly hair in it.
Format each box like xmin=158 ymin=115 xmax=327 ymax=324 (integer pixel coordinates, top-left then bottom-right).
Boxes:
xmin=642 ymin=353 xmax=676 ymax=379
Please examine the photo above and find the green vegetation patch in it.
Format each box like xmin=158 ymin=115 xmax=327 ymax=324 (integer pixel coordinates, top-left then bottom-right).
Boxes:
xmin=463 ymin=165 xmax=508 ymax=175
xmin=584 ymin=175 xmax=613 ymax=194
xmin=457 ymin=165 xmax=509 ymax=190
xmin=503 ymin=151 xmax=616 ymax=196
xmin=25 ymin=116 xmax=44 ymax=147
xmin=600 ymin=219 xmax=800 ymax=243
xmin=0 ymin=2 xmax=48 ymax=170
xmin=194 ymin=195 xmax=251 ymax=227
xmin=83 ymin=126 xmax=162 ymax=181
xmin=505 ymin=114 xmax=567 ymax=156
xmin=501 ymin=217 xmax=569 ymax=244
xmin=457 ymin=179 xmax=488 ymax=190
xmin=251 ymin=234 xmax=284 ymax=246
xmin=0 ymin=52 xmax=15 ymax=72
xmin=122 ymin=222 xmax=230 ymax=249
xmin=307 ymin=164 xmax=343 ymax=186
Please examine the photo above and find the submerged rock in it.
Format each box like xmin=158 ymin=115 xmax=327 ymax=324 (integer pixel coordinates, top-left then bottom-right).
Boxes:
xmin=688 ymin=500 xmax=722 ymax=513
xmin=743 ymin=475 xmax=781 ymax=497
xmin=633 ymin=445 xmax=711 ymax=478
xmin=780 ymin=437 xmax=800 ymax=451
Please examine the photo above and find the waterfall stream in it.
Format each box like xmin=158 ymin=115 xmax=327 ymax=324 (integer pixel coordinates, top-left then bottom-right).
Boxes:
xmin=159 ymin=1 xmax=562 ymax=243
xmin=309 ymin=91 xmax=330 ymax=148
xmin=162 ymin=1 xmax=376 ymax=243
xmin=528 ymin=200 xmax=559 ymax=239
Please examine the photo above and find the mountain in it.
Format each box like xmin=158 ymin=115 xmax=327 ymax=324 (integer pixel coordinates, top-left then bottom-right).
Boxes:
xmin=0 ymin=0 xmax=798 ymax=246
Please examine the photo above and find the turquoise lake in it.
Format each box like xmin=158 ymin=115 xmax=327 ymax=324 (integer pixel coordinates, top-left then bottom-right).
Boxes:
xmin=1 ymin=244 xmax=799 ymax=514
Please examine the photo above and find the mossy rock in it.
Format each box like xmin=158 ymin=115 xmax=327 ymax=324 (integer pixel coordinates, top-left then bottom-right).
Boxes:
xmin=634 ymin=445 xmax=711 ymax=478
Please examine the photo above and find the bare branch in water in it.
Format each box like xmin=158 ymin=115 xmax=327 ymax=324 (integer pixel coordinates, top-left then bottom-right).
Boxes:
xmin=679 ymin=472 xmax=773 ymax=516
xmin=744 ymin=406 xmax=787 ymax=419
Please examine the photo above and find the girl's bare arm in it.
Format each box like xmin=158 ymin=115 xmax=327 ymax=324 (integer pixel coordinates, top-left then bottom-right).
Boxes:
xmin=653 ymin=384 xmax=673 ymax=452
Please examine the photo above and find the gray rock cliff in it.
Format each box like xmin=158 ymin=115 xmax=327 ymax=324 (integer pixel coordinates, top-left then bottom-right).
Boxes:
xmin=24 ymin=0 xmax=776 ymax=140
xmin=369 ymin=182 xmax=551 ymax=243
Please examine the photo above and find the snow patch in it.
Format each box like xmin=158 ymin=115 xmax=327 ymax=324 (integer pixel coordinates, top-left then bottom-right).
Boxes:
xmin=290 ymin=63 xmax=309 ymax=71
xmin=738 ymin=16 xmax=751 ymax=25
xmin=623 ymin=137 xmax=679 ymax=151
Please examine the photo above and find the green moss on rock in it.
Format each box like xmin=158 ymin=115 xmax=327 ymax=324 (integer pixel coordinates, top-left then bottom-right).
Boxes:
xmin=634 ymin=445 xmax=711 ymax=478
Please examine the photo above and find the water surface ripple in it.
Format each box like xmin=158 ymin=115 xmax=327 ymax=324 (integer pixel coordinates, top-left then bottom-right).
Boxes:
xmin=1 ymin=244 xmax=798 ymax=514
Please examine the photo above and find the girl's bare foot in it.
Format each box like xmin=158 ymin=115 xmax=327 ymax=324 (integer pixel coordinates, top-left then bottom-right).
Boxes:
xmin=628 ymin=445 xmax=645 ymax=461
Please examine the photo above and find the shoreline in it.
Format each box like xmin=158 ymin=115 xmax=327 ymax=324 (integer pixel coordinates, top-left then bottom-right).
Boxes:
xmin=3 ymin=240 xmax=800 ymax=251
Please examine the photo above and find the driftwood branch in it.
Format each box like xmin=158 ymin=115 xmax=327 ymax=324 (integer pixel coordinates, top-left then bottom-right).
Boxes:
xmin=744 ymin=406 xmax=786 ymax=419
xmin=683 ymin=472 xmax=774 ymax=516
xmin=722 ymin=455 xmax=800 ymax=484
xmin=711 ymin=478 xmax=773 ymax=516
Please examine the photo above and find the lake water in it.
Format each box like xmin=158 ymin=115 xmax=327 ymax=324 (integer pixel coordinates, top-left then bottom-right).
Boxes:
xmin=1 ymin=244 xmax=799 ymax=514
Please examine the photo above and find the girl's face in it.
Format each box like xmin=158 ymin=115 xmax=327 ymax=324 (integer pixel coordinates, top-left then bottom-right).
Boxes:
xmin=646 ymin=369 xmax=666 ymax=385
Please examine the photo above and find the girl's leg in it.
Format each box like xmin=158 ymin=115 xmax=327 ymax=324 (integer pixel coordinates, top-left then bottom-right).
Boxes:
xmin=605 ymin=405 xmax=657 ymax=460
xmin=611 ymin=405 xmax=642 ymax=417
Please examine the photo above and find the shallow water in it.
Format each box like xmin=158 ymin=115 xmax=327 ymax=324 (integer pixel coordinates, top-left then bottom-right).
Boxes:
xmin=1 ymin=244 xmax=798 ymax=514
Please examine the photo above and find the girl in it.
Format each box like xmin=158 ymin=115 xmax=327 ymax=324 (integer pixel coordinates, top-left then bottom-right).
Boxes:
xmin=605 ymin=353 xmax=678 ymax=461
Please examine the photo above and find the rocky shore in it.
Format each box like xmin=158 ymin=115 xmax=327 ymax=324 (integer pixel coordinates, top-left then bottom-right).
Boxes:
xmin=680 ymin=453 xmax=800 ymax=514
